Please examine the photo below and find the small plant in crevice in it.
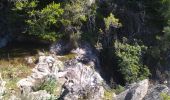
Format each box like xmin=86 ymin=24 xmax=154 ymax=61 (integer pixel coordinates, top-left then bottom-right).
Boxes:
xmin=36 ymin=75 xmax=57 ymax=94
xmin=160 ymin=93 xmax=170 ymax=100
xmin=114 ymin=85 xmax=125 ymax=94
xmin=104 ymin=89 xmax=115 ymax=100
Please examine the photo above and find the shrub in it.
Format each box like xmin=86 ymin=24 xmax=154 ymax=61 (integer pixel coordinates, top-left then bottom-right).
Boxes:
xmin=114 ymin=40 xmax=150 ymax=83
xmin=160 ymin=93 xmax=170 ymax=100
xmin=104 ymin=13 xmax=122 ymax=30
xmin=61 ymin=0 xmax=96 ymax=47
xmin=104 ymin=90 xmax=114 ymax=100
xmin=114 ymin=85 xmax=125 ymax=94
xmin=37 ymin=76 xmax=57 ymax=94
xmin=15 ymin=1 xmax=64 ymax=42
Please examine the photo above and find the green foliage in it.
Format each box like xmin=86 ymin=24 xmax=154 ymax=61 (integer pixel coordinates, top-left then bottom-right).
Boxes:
xmin=163 ymin=21 xmax=170 ymax=52
xmin=104 ymin=89 xmax=114 ymax=100
xmin=114 ymin=85 xmax=125 ymax=94
xmin=3 ymin=0 xmax=170 ymax=88
xmin=161 ymin=0 xmax=170 ymax=49
xmin=38 ymin=76 xmax=57 ymax=94
xmin=15 ymin=1 xmax=64 ymax=41
xmin=62 ymin=0 xmax=90 ymax=26
xmin=104 ymin=13 xmax=122 ymax=30
xmin=15 ymin=1 xmax=38 ymax=10
xmin=160 ymin=93 xmax=170 ymax=100
xmin=61 ymin=0 xmax=96 ymax=47
xmin=114 ymin=40 xmax=150 ymax=83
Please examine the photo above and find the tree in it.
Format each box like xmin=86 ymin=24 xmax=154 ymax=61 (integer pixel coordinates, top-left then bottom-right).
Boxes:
xmin=14 ymin=1 xmax=64 ymax=42
xmin=114 ymin=40 xmax=150 ymax=83
xmin=61 ymin=0 xmax=96 ymax=47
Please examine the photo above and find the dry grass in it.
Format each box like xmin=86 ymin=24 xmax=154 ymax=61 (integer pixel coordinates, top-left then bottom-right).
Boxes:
xmin=0 ymin=57 xmax=32 ymax=99
xmin=0 ymin=41 xmax=49 ymax=99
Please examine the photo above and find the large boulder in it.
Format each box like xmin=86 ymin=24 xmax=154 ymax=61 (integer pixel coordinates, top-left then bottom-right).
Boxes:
xmin=116 ymin=79 xmax=149 ymax=100
xmin=143 ymin=84 xmax=170 ymax=100
xmin=58 ymin=62 xmax=104 ymax=100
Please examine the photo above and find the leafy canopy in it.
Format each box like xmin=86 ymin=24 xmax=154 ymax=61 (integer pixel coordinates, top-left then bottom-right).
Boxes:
xmin=15 ymin=1 xmax=64 ymax=41
xmin=114 ymin=40 xmax=150 ymax=83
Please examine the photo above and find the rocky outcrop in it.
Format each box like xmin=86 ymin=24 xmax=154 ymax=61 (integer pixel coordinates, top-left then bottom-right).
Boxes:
xmin=51 ymin=41 xmax=101 ymax=70
xmin=143 ymin=84 xmax=170 ymax=100
xmin=115 ymin=79 xmax=170 ymax=100
xmin=17 ymin=42 xmax=104 ymax=100
xmin=59 ymin=62 xmax=104 ymax=100
xmin=14 ymin=41 xmax=170 ymax=100
xmin=17 ymin=55 xmax=63 ymax=93
xmin=116 ymin=79 xmax=149 ymax=100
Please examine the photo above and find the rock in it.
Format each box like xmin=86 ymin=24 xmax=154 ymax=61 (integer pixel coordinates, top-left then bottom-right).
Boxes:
xmin=28 ymin=90 xmax=51 ymax=100
xmin=116 ymin=79 xmax=149 ymax=100
xmin=167 ymin=75 xmax=170 ymax=88
xmin=24 ymin=56 xmax=35 ymax=64
xmin=38 ymin=51 xmax=45 ymax=56
xmin=50 ymin=40 xmax=73 ymax=55
xmin=58 ymin=62 xmax=104 ymax=100
xmin=17 ymin=41 xmax=104 ymax=100
xmin=17 ymin=90 xmax=51 ymax=100
xmin=0 ymin=73 xmax=6 ymax=99
xmin=17 ymin=55 xmax=63 ymax=93
xmin=71 ymin=48 xmax=86 ymax=55
xmin=87 ymin=0 xmax=95 ymax=6
xmin=143 ymin=84 xmax=170 ymax=100
xmin=51 ymin=41 xmax=100 ymax=69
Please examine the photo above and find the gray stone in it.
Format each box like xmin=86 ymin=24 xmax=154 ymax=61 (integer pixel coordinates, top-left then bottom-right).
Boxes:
xmin=19 ymin=90 xmax=51 ymax=100
xmin=143 ymin=84 xmax=170 ymax=100
xmin=17 ymin=55 xmax=62 ymax=93
xmin=59 ymin=62 xmax=104 ymax=100
xmin=87 ymin=0 xmax=95 ymax=6
xmin=116 ymin=79 xmax=149 ymax=100
xmin=17 ymin=42 xmax=104 ymax=100
xmin=50 ymin=40 xmax=73 ymax=55
xmin=24 ymin=57 xmax=35 ymax=64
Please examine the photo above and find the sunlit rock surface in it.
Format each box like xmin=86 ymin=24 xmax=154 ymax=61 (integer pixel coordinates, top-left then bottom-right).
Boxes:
xmin=17 ymin=42 xmax=104 ymax=100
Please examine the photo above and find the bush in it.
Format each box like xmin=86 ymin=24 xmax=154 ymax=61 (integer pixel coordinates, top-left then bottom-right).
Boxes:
xmin=114 ymin=85 xmax=125 ymax=94
xmin=160 ymin=93 xmax=170 ymax=100
xmin=61 ymin=0 xmax=96 ymax=47
xmin=15 ymin=1 xmax=64 ymax=41
xmin=37 ymin=76 xmax=57 ymax=94
xmin=104 ymin=13 xmax=122 ymax=30
xmin=114 ymin=40 xmax=150 ymax=83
